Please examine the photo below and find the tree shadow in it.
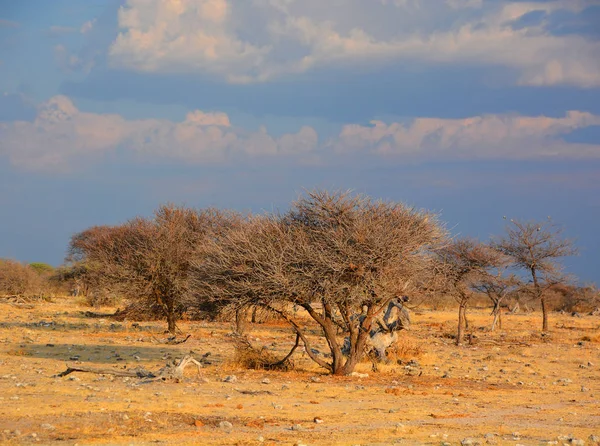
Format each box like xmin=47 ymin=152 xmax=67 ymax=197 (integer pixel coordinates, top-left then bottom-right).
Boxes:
xmin=21 ymin=343 xmax=194 ymax=365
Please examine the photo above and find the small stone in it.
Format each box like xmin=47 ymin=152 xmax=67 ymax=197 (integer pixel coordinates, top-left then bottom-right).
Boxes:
xmin=589 ymin=434 xmax=600 ymax=442
xmin=581 ymin=386 xmax=589 ymax=392
xmin=291 ymin=424 xmax=303 ymax=431
xmin=257 ymin=436 xmax=264 ymax=442
xmin=571 ymin=439 xmax=585 ymax=446
xmin=223 ymin=375 xmax=237 ymax=383
xmin=350 ymin=372 xmax=369 ymax=378
xmin=261 ymin=378 xmax=271 ymax=384
xmin=41 ymin=424 xmax=55 ymax=430
xmin=314 ymin=417 xmax=323 ymax=424
xmin=389 ymin=409 xmax=397 ymax=413
xmin=461 ymin=438 xmax=478 ymax=446
xmin=122 ymin=414 xmax=129 ymax=420
xmin=310 ymin=376 xmax=321 ymax=383
xmin=219 ymin=421 xmax=233 ymax=430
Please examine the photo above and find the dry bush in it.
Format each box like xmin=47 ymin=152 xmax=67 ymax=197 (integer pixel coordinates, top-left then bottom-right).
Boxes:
xmin=545 ymin=283 xmax=599 ymax=313
xmin=0 ymin=259 xmax=48 ymax=298
xmin=231 ymin=335 xmax=294 ymax=371
xmin=387 ymin=335 xmax=424 ymax=362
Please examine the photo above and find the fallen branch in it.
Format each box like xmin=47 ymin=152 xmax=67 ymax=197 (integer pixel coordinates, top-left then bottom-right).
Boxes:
xmin=54 ymin=354 xmax=203 ymax=381
xmin=150 ymin=334 xmax=192 ymax=345
xmin=236 ymin=389 xmax=275 ymax=395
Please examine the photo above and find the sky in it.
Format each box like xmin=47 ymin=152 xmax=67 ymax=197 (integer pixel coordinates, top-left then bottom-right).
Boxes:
xmin=0 ymin=0 xmax=599 ymax=284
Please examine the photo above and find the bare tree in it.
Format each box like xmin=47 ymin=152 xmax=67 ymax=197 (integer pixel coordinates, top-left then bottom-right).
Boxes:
xmin=492 ymin=219 xmax=577 ymax=332
xmin=472 ymin=265 xmax=521 ymax=331
xmin=69 ymin=205 xmax=239 ymax=334
xmin=435 ymin=239 xmax=504 ymax=345
xmin=194 ymin=190 xmax=444 ymax=375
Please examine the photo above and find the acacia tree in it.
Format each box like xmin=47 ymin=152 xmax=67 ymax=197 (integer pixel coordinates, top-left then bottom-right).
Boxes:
xmin=194 ymin=190 xmax=444 ymax=375
xmin=472 ymin=265 xmax=520 ymax=331
xmin=69 ymin=205 xmax=239 ymax=334
xmin=435 ymin=239 xmax=504 ymax=345
xmin=492 ymin=219 xmax=576 ymax=332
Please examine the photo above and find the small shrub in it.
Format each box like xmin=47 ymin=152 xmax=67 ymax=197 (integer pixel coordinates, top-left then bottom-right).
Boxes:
xmin=231 ymin=335 xmax=294 ymax=371
xmin=387 ymin=335 xmax=424 ymax=362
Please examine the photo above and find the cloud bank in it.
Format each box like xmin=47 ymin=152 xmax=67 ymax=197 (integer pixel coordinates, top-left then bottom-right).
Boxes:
xmin=2 ymin=96 xmax=600 ymax=172
xmin=107 ymin=0 xmax=600 ymax=86
xmin=0 ymin=96 xmax=318 ymax=171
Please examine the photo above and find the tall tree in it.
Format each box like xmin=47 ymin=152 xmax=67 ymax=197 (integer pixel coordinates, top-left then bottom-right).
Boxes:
xmin=493 ymin=219 xmax=577 ymax=332
xmin=194 ymin=190 xmax=444 ymax=375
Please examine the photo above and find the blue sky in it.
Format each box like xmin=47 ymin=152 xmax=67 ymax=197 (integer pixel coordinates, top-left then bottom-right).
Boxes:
xmin=1 ymin=0 xmax=599 ymax=284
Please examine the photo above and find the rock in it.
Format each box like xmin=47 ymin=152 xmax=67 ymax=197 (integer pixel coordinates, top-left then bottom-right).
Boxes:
xmin=261 ymin=378 xmax=271 ymax=384
xmin=219 ymin=421 xmax=233 ymax=430
xmin=40 ymin=424 xmax=55 ymax=430
xmin=314 ymin=417 xmax=323 ymax=424
xmin=350 ymin=372 xmax=369 ymax=378
xmin=571 ymin=439 xmax=585 ymax=446
xmin=389 ymin=409 xmax=397 ymax=413
xmin=223 ymin=375 xmax=237 ymax=383
xmin=589 ymin=435 xmax=600 ymax=443
xmin=461 ymin=438 xmax=479 ymax=446
xmin=581 ymin=386 xmax=589 ymax=392
xmin=310 ymin=376 xmax=321 ymax=383
xmin=291 ymin=424 xmax=303 ymax=431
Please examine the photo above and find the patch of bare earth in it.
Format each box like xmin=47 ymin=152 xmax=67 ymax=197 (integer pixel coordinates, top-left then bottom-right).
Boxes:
xmin=0 ymin=297 xmax=599 ymax=445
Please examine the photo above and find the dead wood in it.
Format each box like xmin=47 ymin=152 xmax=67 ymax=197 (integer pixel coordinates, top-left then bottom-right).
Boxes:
xmin=150 ymin=334 xmax=192 ymax=345
xmin=235 ymin=389 xmax=275 ymax=395
xmin=54 ymin=354 xmax=203 ymax=381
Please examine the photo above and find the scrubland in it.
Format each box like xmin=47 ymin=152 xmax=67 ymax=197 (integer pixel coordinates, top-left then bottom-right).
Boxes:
xmin=1 ymin=297 xmax=599 ymax=446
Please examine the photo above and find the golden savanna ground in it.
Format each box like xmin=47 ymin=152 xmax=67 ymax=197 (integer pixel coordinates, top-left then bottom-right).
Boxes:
xmin=0 ymin=297 xmax=599 ymax=445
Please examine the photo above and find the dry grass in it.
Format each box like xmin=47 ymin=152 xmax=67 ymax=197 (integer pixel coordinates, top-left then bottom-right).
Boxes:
xmin=0 ymin=297 xmax=599 ymax=445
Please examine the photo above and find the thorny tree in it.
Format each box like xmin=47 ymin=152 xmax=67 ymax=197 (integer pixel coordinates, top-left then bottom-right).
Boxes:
xmin=493 ymin=219 xmax=577 ymax=332
xmin=69 ymin=205 xmax=239 ymax=334
xmin=435 ymin=239 xmax=505 ymax=345
xmin=471 ymin=264 xmax=521 ymax=332
xmin=194 ymin=190 xmax=444 ymax=375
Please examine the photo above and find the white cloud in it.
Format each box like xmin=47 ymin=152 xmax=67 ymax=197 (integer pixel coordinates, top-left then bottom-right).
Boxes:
xmin=2 ymin=96 xmax=599 ymax=173
xmin=80 ymin=19 xmax=96 ymax=34
xmin=0 ymin=96 xmax=318 ymax=171
xmin=107 ymin=0 xmax=600 ymax=87
xmin=334 ymin=111 xmax=600 ymax=159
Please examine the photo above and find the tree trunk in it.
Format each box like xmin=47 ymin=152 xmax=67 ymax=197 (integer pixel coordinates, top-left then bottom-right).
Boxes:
xmin=167 ymin=311 xmax=177 ymax=335
xmin=235 ymin=307 xmax=249 ymax=334
xmin=491 ymin=309 xmax=499 ymax=332
xmin=457 ymin=304 xmax=465 ymax=346
xmin=541 ymin=296 xmax=548 ymax=332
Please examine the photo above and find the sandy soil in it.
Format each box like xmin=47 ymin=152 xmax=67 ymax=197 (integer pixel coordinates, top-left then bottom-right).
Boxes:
xmin=0 ymin=297 xmax=599 ymax=445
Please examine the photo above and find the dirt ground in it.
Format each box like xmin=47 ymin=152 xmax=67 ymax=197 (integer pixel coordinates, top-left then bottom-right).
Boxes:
xmin=0 ymin=297 xmax=598 ymax=446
